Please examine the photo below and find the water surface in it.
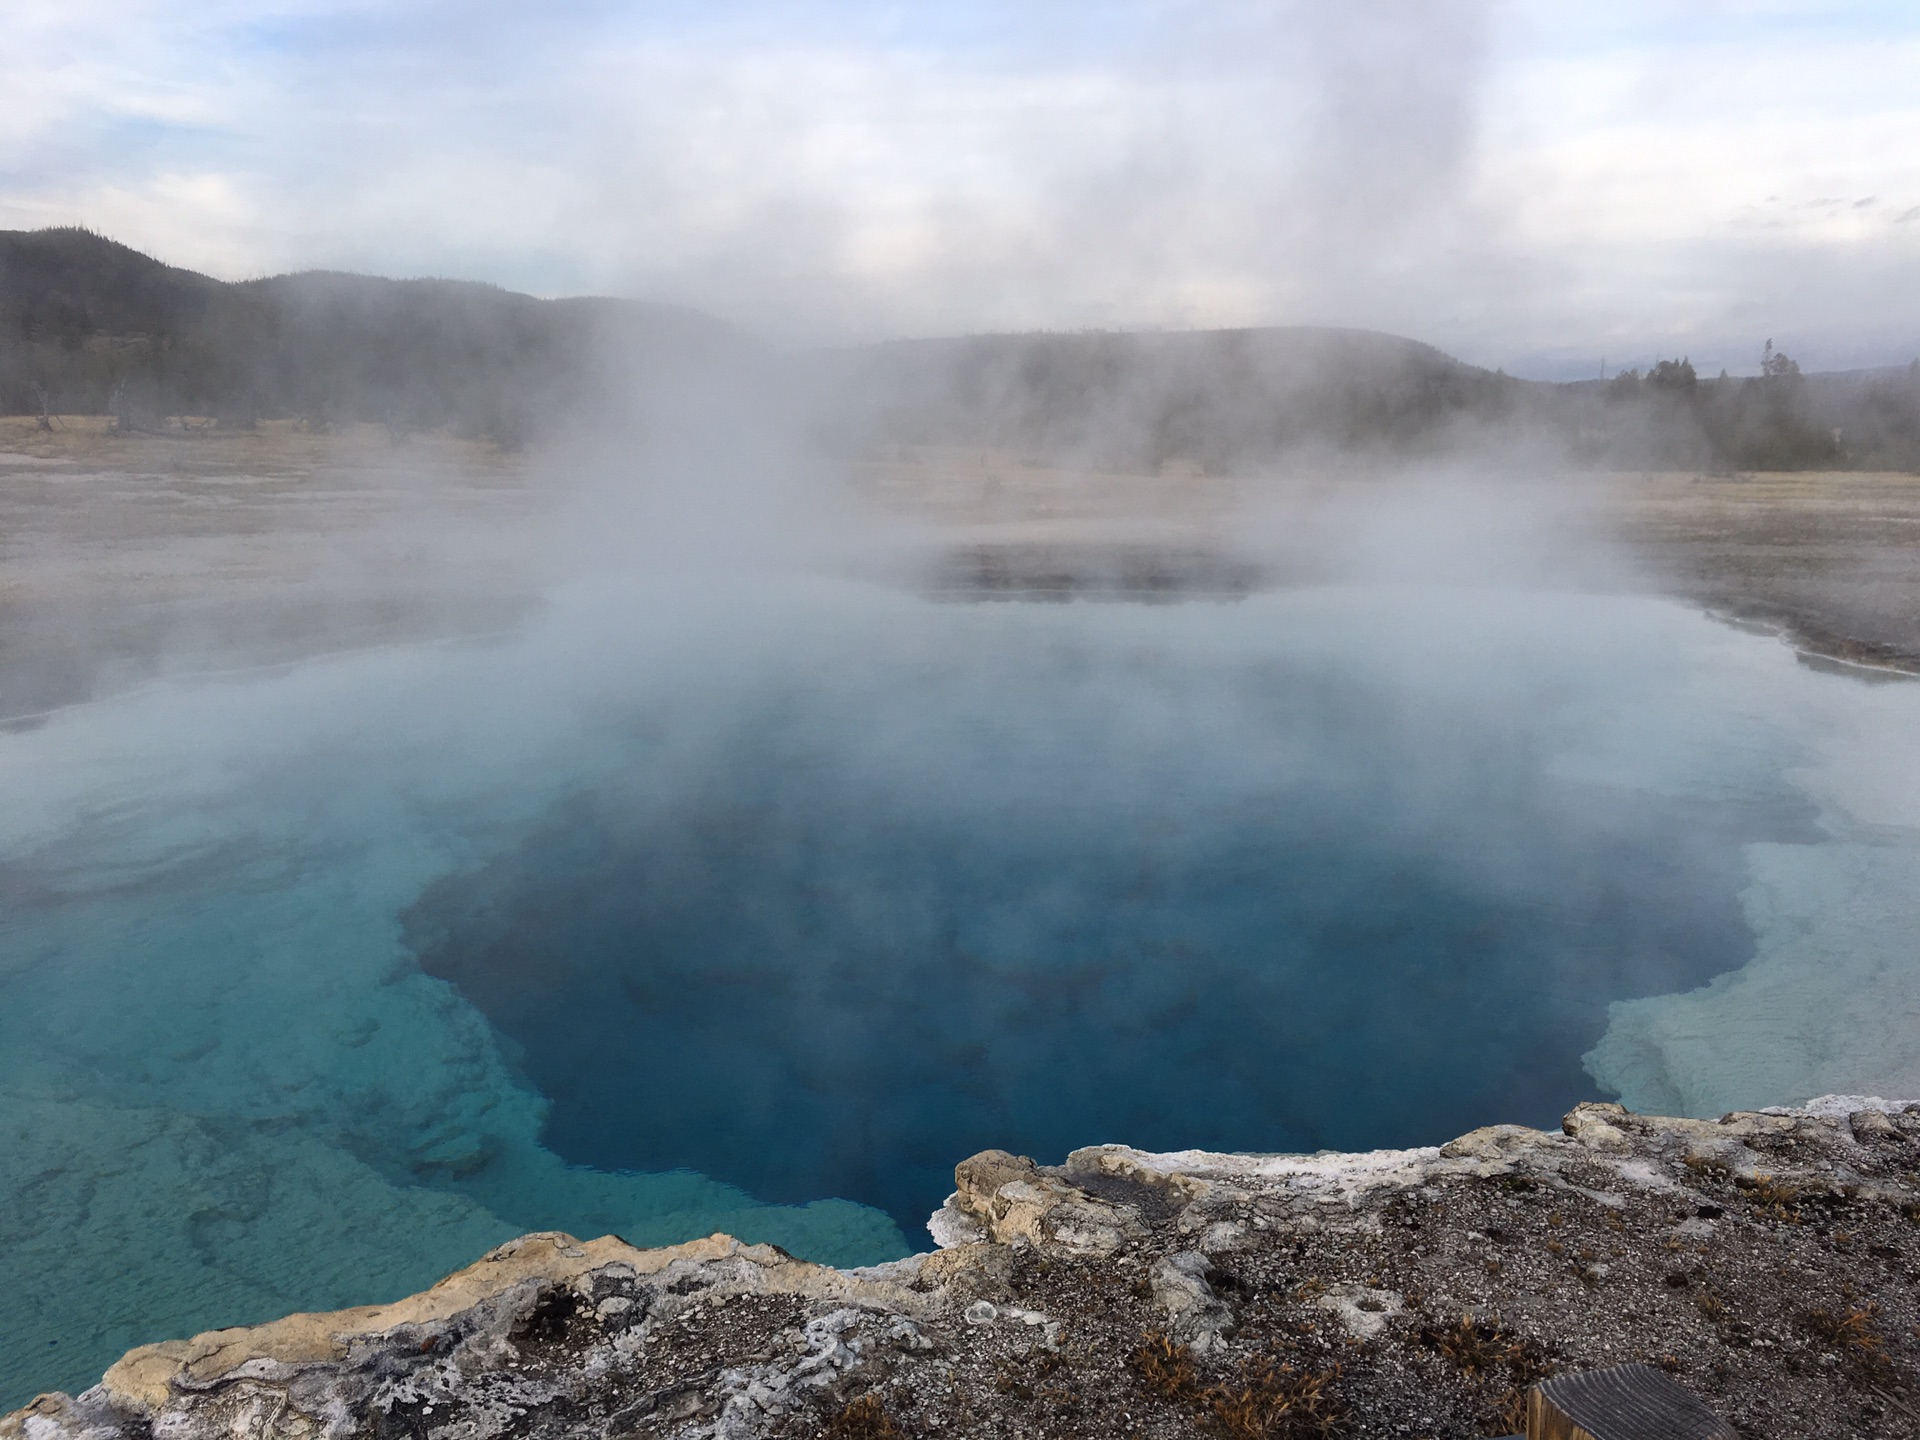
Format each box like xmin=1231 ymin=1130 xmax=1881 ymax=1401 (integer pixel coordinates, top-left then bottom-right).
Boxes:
xmin=2 ymin=577 xmax=1913 ymax=1408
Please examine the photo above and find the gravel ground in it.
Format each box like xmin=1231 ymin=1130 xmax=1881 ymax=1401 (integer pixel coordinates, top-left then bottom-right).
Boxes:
xmin=8 ymin=1100 xmax=1916 ymax=1440
xmin=6 ymin=420 xmax=1917 ymax=715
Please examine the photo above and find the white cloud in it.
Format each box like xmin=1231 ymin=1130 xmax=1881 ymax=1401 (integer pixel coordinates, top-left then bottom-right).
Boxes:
xmin=2 ymin=0 xmax=1918 ymax=370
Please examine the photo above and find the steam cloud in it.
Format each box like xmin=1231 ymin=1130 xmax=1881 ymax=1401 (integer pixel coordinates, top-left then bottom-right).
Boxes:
xmin=8 ymin=2 xmax=1920 ymax=367
xmin=7 ymin=0 xmax=1920 ymax=1418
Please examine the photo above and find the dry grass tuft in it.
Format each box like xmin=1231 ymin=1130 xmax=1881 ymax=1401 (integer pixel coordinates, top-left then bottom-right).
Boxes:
xmin=1419 ymin=1313 xmax=1550 ymax=1434
xmin=1683 ymin=1154 xmax=1732 ymax=1181
xmin=820 ymin=1392 xmax=910 ymax=1440
xmin=1130 ymin=1330 xmax=1200 ymax=1400
xmin=1130 ymin=1331 xmax=1341 ymax=1438
xmin=1737 ymin=1173 xmax=1808 ymax=1221
xmin=1802 ymin=1294 xmax=1895 ymax=1384
xmin=1491 ymin=1384 xmax=1531 ymax=1436
xmin=1420 ymin=1314 xmax=1528 ymax=1376
xmin=1205 ymin=1354 xmax=1343 ymax=1440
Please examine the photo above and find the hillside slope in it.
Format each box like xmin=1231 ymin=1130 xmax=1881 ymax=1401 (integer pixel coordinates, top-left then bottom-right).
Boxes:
xmin=0 ymin=229 xmax=738 ymax=443
xmin=5 ymin=228 xmax=1917 ymax=469
xmin=818 ymin=326 xmax=1532 ymax=473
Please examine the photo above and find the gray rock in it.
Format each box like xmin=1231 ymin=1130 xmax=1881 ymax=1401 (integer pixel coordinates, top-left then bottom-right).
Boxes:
xmin=1146 ymin=1252 xmax=1233 ymax=1354
xmin=8 ymin=1094 xmax=1917 ymax=1440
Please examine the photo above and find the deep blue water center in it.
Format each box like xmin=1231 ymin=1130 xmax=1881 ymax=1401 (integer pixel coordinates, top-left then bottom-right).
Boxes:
xmin=403 ymin=612 xmax=1815 ymax=1233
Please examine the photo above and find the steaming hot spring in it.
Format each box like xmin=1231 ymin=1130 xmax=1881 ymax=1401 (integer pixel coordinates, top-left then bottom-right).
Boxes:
xmin=4 ymin=567 xmax=1917 ymax=1405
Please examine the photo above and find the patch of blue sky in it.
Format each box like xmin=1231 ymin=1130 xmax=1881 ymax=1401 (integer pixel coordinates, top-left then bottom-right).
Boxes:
xmin=1513 ymin=0 xmax=1920 ymax=54
xmin=1 ymin=112 xmax=235 ymax=193
xmin=214 ymin=0 xmax=1175 ymax=76
xmin=594 ymin=0 xmax=1170 ymax=53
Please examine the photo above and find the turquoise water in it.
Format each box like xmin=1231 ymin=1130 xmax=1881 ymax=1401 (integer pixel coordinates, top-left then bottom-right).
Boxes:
xmin=0 ymin=578 xmax=1895 ymax=1407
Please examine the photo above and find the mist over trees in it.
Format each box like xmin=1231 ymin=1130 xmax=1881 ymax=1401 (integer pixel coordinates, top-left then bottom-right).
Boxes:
xmin=5 ymin=226 xmax=1918 ymax=472
xmin=813 ymin=328 xmax=1522 ymax=474
xmin=825 ymin=330 xmax=1920 ymax=475
xmin=1579 ymin=341 xmax=1920 ymax=472
xmin=0 ymin=228 xmax=735 ymax=447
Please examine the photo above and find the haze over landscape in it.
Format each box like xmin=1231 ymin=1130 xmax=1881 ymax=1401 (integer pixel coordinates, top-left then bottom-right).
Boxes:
xmin=7 ymin=1 xmax=1920 ymax=373
xmin=5 ymin=3 xmax=1920 ymax=1436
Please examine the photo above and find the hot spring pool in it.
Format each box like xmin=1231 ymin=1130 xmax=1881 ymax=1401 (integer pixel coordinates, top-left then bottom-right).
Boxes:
xmin=4 ymin=577 xmax=1919 ymax=1406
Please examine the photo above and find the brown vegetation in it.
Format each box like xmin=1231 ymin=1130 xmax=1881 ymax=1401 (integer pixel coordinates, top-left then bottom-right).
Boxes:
xmin=819 ymin=1394 xmax=910 ymax=1440
xmin=1131 ymin=1331 xmax=1343 ymax=1439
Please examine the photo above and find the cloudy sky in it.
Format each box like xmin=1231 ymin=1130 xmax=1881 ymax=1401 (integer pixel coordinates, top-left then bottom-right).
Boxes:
xmin=4 ymin=0 xmax=1918 ymax=375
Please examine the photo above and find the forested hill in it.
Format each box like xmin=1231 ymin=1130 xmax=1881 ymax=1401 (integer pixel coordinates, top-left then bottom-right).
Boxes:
xmin=822 ymin=329 xmax=1920 ymax=473
xmin=814 ymin=327 xmax=1532 ymax=474
xmin=5 ymin=227 xmax=1918 ymax=470
xmin=0 ymin=228 xmax=738 ymax=445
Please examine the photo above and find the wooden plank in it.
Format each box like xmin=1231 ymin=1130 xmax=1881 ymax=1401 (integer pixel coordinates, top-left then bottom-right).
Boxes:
xmin=1528 ymin=1363 xmax=1739 ymax=1440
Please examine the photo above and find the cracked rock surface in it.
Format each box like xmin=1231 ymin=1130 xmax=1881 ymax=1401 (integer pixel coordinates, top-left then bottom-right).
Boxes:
xmin=8 ymin=1099 xmax=1920 ymax=1439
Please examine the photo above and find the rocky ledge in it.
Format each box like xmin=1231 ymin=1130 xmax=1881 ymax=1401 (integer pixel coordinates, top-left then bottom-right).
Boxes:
xmin=8 ymin=1100 xmax=1920 ymax=1440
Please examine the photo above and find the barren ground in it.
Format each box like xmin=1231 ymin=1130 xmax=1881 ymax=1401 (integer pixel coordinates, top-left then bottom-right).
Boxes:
xmin=851 ymin=447 xmax=1920 ymax=678
xmin=0 ymin=418 xmax=543 ymax=724
xmin=1611 ymin=468 xmax=1920 ymax=677
xmin=9 ymin=1102 xmax=1919 ymax=1440
xmin=4 ymin=420 xmax=1917 ymax=725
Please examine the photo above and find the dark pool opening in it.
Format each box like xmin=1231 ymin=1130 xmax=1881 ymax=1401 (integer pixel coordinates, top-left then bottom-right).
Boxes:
xmin=405 ymin=645 xmax=1820 ymax=1234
